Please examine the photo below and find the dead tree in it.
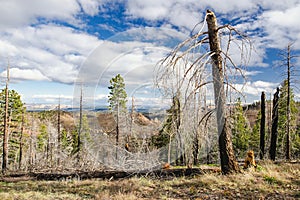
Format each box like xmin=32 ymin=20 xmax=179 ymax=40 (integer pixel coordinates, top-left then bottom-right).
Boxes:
xmin=275 ymin=43 xmax=299 ymax=160
xmin=269 ymin=87 xmax=279 ymax=161
xmin=2 ymin=61 xmax=10 ymax=173
xmin=259 ymin=92 xmax=266 ymax=159
xmin=206 ymin=10 xmax=239 ymax=174
xmin=156 ymin=10 xmax=250 ymax=174
xmin=280 ymin=43 xmax=297 ymax=160
xmin=77 ymin=86 xmax=83 ymax=162
xmin=57 ymin=98 xmax=61 ymax=165
xmin=18 ymin=111 xmax=25 ymax=170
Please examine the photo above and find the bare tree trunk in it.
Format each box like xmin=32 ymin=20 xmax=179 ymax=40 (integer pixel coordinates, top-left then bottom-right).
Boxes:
xmin=2 ymin=61 xmax=10 ymax=173
xmin=260 ymin=92 xmax=266 ymax=160
xmin=116 ymin=102 xmax=119 ymax=160
xmin=77 ymin=87 xmax=83 ymax=163
xmin=269 ymin=87 xmax=279 ymax=161
xmin=286 ymin=44 xmax=291 ymax=160
xmin=18 ymin=112 xmax=25 ymax=170
xmin=29 ymin=119 xmax=33 ymax=171
xmin=206 ymin=10 xmax=239 ymax=174
xmin=57 ymin=98 xmax=61 ymax=165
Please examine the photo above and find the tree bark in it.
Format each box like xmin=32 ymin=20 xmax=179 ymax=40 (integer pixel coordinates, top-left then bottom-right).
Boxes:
xmin=57 ymin=98 xmax=61 ymax=165
xmin=269 ymin=87 xmax=279 ymax=161
xmin=286 ymin=44 xmax=291 ymax=160
xmin=259 ymin=92 xmax=266 ymax=160
xmin=18 ymin=112 xmax=25 ymax=170
xmin=2 ymin=62 xmax=9 ymax=173
xmin=77 ymin=86 xmax=83 ymax=163
xmin=206 ymin=10 xmax=239 ymax=174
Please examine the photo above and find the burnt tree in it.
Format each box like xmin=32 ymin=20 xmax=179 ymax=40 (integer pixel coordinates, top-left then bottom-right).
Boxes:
xmin=206 ymin=10 xmax=239 ymax=174
xmin=269 ymin=87 xmax=279 ymax=161
xmin=259 ymin=92 xmax=266 ymax=160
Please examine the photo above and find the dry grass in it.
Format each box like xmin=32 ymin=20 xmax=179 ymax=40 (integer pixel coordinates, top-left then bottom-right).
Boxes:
xmin=0 ymin=161 xmax=299 ymax=199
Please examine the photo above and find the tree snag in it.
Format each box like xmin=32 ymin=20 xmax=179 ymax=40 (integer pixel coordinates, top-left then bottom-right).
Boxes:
xmin=269 ymin=87 xmax=279 ymax=161
xmin=2 ymin=60 xmax=10 ymax=173
xmin=259 ymin=91 xmax=266 ymax=160
xmin=206 ymin=10 xmax=239 ymax=174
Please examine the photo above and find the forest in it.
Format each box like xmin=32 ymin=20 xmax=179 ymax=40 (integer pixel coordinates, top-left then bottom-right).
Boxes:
xmin=0 ymin=10 xmax=299 ymax=200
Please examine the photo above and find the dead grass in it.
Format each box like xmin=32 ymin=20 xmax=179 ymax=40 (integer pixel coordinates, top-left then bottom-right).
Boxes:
xmin=0 ymin=161 xmax=299 ymax=199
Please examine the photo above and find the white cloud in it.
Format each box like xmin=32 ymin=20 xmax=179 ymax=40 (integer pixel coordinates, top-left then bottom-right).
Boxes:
xmin=77 ymin=27 xmax=186 ymax=89
xmin=0 ymin=24 xmax=101 ymax=83
xmin=0 ymin=68 xmax=49 ymax=81
xmin=0 ymin=0 xmax=81 ymax=29
xmin=260 ymin=3 xmax=300 ymax=49
xmin=126 ymin=0 xmax=173 ymax=21
xmin=77 ymin=0 xmax=103 ymax=16
xmin=234 ymin=81 xmax=279 ymax=96
xmin=32 ymin=94 xmax=73 ymax=100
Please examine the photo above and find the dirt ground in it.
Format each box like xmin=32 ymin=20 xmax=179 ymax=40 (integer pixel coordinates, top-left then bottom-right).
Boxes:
xmin=0 ymin=161 xmax=299 ymax=199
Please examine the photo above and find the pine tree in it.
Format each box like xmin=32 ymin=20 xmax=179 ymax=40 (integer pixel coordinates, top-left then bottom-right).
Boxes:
xmin=108 ymin=74 xmax=127 ymax=112
xmin=0 ymin=89 xmax=25 ymax=170
xmin=108 ymin=74 xmax=127 ymax=158
xmin=231 ymin=98 xmax=251 ymax=158
xmin=251 ymin=111 xmax=262 ymax=154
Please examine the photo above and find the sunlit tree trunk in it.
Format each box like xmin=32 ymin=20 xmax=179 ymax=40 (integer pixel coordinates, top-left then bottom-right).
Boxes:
xmin=206 ymin=10 xmax=239 ymax=174
xmin=18 ymin=112 xmax=25 ymax=170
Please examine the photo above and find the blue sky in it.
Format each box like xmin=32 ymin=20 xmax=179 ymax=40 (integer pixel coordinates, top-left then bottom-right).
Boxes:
xmin=0 ymin=0 xmax=300 ymax=109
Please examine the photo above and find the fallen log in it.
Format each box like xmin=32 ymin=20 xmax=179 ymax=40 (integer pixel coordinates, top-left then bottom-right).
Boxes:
xmin=0 ymin=167 xmax=220 ymax=182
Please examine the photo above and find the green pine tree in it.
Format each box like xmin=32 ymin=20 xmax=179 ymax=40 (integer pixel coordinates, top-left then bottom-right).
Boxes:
xmin=250 ymin=111 xmax=262 ymax=153
xmin=231 ymin=98 xmax=251 ymax=158
xmin=0 ymin=89 xmax=25 ymax=168
xmin=108 ymin=74 xmax=127 ymax=112
xmin=108 ymin=74 xmax=128 ymax=158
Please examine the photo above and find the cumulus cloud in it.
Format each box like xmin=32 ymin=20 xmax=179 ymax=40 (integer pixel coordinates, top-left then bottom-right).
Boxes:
xmin=0 ymin=68 xmax=49 ymax=81
xmin=76 ymin=27 xmax=186 ymax=89
xmin=0 ymin=24 xmax=101 ymax=83
xmin=0 ymin=0 xmax=80 ymax=29
xmin=1 ymin=0 xmax=300 ymax=105
xmin=234 ymin=80 xmax=279 ymax=96
xmin=260 ymin=3 xmax=300 ymax=49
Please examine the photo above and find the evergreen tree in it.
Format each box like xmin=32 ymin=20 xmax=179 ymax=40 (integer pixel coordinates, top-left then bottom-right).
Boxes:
xmin=0 ymin=89 xmax=25 ymax=169
xmin=108 ymin=74 xmax=127 ymax=112
xmin=251 ymin=111 xmax=262 ymax=154
xmin=108 ymin=74 xmax=127 ymax=158
xmin=231 ymin=98 xmax=251 ymax=158
xmin=72 ymin=114 xmax=90 ymax=154
xmin=278 ymin=80 xmax=298 ymax=158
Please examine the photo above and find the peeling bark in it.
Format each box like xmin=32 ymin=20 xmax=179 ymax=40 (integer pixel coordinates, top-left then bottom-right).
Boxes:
xmin=206 ymin=10 xmax=239 ymax=174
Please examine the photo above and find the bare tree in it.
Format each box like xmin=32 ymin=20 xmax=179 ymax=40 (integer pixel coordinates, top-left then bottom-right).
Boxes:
xmin=2 ymin=60 xmax=9 ymax=173
xmin=57 ymin=98 xmax=61 ymax=165
xmin=77 ymin=86 xmax=83 ymax=162
xmin=18 ymin=111 xmax=25 ymax=170
xmin=156 ymin=10 xmax=250 ymax=174
xmin=206 ymin=10 xmax=240 ymax=174
xmin=278 ymin=43 xmax=298 ymax=160
xmin=260 ymin=91 xmax=266 ymax=159
xmin=270 ymin=87 xmax=279 ymax=161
